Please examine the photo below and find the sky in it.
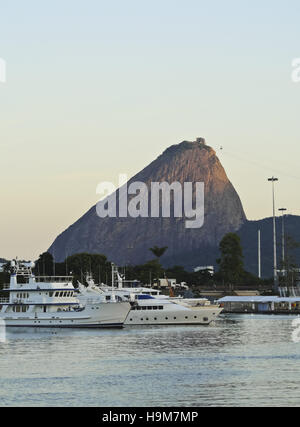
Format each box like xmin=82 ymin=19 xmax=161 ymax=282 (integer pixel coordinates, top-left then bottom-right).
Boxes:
xmin=0 ymin=0 xmax=300 ymax=260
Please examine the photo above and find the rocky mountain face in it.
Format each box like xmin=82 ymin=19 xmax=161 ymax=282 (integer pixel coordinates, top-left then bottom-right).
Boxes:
xmin=48 ymin=138 xmax=247 ymax=267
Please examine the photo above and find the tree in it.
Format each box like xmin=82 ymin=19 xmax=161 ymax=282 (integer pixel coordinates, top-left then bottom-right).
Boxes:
xmin=148 ymin=246 xmax=168 ymax=283
xmin=217 ymin=233 xmax=244 ymax=285
xmin=149 ymin=246 xmax=168 ymax=260
xmin=279 ymin=235 xmax=300 ymax=289
xmin=65 ymin=253 xmax=108 ymax=285
xmin=35 ymin=252 xmax=54 ymax=276
xmin=166 ymin=265 xmax=190 ymax=284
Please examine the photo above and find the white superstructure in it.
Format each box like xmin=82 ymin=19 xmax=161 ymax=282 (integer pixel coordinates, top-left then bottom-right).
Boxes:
xmin=0 ymin=260 xmax=131 ymax=328
xmin=77 ymin=264 xmax=223 ymax=326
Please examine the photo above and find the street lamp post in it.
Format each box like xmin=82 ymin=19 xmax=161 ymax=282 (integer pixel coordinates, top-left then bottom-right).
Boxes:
xmin=268 ymin=177 xmax=279 ymax=293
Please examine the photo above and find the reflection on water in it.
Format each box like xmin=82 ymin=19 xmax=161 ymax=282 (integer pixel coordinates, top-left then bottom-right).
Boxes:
xmin=0 ymin=315 xmax=300 ymax=407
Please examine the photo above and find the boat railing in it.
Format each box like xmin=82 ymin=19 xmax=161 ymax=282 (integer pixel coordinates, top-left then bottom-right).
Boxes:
xmin=35 ymin=276 xmax=73 ymax=283
xmin=1 ymin=284 xmax=10 ymax=290
xmin=86 ymin=297 xmax=103 ymax=305
xmin=0 ymin=297 xmax=9 ymax=303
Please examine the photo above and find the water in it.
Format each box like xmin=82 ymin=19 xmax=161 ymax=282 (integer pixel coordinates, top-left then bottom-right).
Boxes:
xmin=1 ymin=314 xmax=300 ymax=407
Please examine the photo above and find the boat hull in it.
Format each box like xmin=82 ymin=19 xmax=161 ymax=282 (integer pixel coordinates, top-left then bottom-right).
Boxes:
xmin=125 ymin=306 xmax=223 ymax=326
xmin=1 ymin=302 xmax=131 ymax=329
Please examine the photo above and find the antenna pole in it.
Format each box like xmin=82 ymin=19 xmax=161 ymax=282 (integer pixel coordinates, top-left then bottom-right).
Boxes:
xmin=268 ymin=177 xmax=279 ymax=293
xmin=258 ymin=229 xmax=261 ymax=279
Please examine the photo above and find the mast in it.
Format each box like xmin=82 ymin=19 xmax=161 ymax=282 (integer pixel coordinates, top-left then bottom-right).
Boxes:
xmin=111 ymin=263 xmax=115 ymax=290
xmin=111 ymin=263 xmax=116 ymax=301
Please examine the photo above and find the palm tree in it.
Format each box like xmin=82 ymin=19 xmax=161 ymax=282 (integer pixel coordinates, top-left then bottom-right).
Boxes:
xmin=149 ymin=246 xmax=168 ymax=287
xmin=149 ymin=246 xmax=168 ymax=260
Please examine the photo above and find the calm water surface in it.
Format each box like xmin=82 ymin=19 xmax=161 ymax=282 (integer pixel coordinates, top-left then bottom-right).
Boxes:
xmin=1 ymin=314 xmax=300 ymax=407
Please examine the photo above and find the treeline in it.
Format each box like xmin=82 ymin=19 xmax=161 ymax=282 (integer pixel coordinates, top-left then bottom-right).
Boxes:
xmin=1 ymin=233 xmax=274 ymax=289
xmin=32 ymin=233 xmax=271 ymax=288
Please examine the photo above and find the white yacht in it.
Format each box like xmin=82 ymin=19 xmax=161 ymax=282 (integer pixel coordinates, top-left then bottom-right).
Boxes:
xmin=0 ymin=260 xmax=131 ymax=328
xmin=77 ymin=265 xmax=223 ymax=326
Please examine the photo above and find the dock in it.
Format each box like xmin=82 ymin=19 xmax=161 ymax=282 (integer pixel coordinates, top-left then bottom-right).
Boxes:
xmin=218 ymin=296 xmax=300 ymax=315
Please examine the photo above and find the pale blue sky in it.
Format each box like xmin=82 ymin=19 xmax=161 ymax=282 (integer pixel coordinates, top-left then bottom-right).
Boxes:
xmin=1 ymin=0 xmax=300 ymax=259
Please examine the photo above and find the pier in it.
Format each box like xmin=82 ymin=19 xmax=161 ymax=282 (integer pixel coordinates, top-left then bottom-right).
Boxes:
xmin=218 ymin=296 xmax=300 ymax=315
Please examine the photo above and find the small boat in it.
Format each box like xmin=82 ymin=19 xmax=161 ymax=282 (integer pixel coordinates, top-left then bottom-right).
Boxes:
xmin=0 ymin=260 xmax=131 ymax=328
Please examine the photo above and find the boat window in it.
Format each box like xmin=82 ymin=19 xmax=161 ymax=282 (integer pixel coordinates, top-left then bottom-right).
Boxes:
xmin=49 ymin=292 xmax=53 ymax=297
xmin=17 ymin=293 xmax=24 ymax=298
xmin=106 ymin=296 xmax=111 ymax=301
xmin=63 ymin=292 xmax=67 ymax=297
xmin=159 ymin=306 xmax=164 ymax=310
xmin=147 ymin=306 xmax=153 ymax=310
xmin=142 ymin=306 xmax=147 ymax=310
xmin=55 ymin=292 xmax=59 ymax=297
